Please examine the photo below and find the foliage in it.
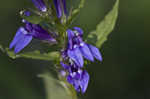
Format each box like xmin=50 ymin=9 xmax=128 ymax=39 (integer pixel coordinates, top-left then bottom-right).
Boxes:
xmin=86 ymin=0 xmax=119 ymax=48
xmin=39 ymin=72 xmax=77 ymax=99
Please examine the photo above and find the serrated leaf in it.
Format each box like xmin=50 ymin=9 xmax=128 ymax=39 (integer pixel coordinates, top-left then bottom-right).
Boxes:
xmin=86 ymin=0 xmax=119 ymax=48
xmin=39 ymin=72 xmax=77 ymax=99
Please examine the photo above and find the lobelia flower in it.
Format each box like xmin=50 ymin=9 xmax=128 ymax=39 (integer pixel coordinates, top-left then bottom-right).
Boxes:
xmin=8 ymin=0 xmax=103 ymax=95
xmin=60 ymin=62 xmax=89 ymax=93
xmin=66 ymin=27 xmax=103 ymax=67
xmin=9 ymin=11 xmax=56 ymax=54
xmin=32 ymin=0 xmax=47 ymax=12
xmin=53 ymin=0 xmax=67 ymax=18
xmin=60 ymin=27 xmax=102 ymax=93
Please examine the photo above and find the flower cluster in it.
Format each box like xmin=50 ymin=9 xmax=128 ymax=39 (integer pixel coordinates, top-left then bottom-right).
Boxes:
xmin=60 ymin=27 xmax=102 ymax=93
xmin=10 ymin=0 xmax=67 ymax=53
xmin=9 ymin=0 xmax=103 ymax=94
xmin=10 ymin=11 xmax=57 ymax=53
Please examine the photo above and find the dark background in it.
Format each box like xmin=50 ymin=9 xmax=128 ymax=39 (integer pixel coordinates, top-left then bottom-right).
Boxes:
xmin=0 ymin=0 xmax=150 ymax=99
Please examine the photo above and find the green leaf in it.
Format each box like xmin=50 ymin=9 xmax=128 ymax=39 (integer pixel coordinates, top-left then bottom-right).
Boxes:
xmin=22 ymin=15 xmax=43 ymax=24
xmin=20 ymin=10 xmax=43 ymax=24
xmin=86 ymin=0 xmax=119 ymax=48
xmin=67 ymin=0 xmax=86 ymax=25
xmin=0 ymin=45 xmax=60 ymax=61
xmin=39 ymin=72 xmax=78 ymax=99
xmin=7 ymin=49 xmax=59 ymax=61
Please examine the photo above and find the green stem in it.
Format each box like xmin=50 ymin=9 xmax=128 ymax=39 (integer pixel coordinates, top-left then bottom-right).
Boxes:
xmin=59 ymin=75 xmax=78 ymax=99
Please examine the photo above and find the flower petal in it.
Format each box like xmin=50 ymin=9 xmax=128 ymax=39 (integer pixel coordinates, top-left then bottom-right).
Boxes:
xmin=74 ymin=27 xmax=83 ymax=35
xmin=67 ymin=74 xmax=80 ymax=92
xmin=60 ymin=62 xmax=70 ymax=70
xmin=67 ymin=47 xmax=84 ymax=67
xmin=14 ymin=34 xmax=32 ymax=54
xmin=60 ymin=70 xmax=66 ymax=77
xmin=67 ymin=29 xmax=75 ymax=40
xmin=62 ymin=0 xmax=67 ymax=15
xmin=67 ymin=29 xmax=75 ymax=49
xmin=32 ymin=0 xmax=47 ymax=12
xmin=53 ymin=0 xmax=62 ymax=18
xmin=80 ymin=70 xmax=89 ymax=93
xmin=88 ymin=44 xmax=103 ymax=62
xmin=79 ymin=43 xmax=94 ymax=62
xmin=28 ymin=24 xmax=57 ymax=43
xmin=24 ymin=11 xmax=31 ymax=16
xmin=9 ymin=27 xmax=28 ymax=49
xmin=67 ymin=75 xmax=73 ymax=84
xmin=33 ymin=30 xmax=56 ymax=42
xmin=73 ymin=80 xmax=81 ymax=92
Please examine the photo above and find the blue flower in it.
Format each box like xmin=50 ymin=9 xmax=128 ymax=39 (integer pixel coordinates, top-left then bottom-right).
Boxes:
xmin=10 ymin=22 xmax=56 ymax=54
xmin=66 ymin=27 xmax=103 ymax=67
xmin=60 ymin=27 xmax=102 ymax=93
xmin=9 ymin=27 xmax=33 ymax=54
xmin=10 ymin=11 xmax=56 ymax=53
xmin=32 ymin=0 xmax=47 ymax=12
xmin=66 ymin=29 xmax=84 ymax=67
xmin=60 ymin=62 xmax=89 ymax=93
xmin=67 ymin=69 xmax=89 ymax=93
xmin=67 ymin=47 xmax=84 ymax=67
xmin=53 ymin=0 xmax=67 ymax=18
xmin=88 ymin=44 xmax=103 ymax=62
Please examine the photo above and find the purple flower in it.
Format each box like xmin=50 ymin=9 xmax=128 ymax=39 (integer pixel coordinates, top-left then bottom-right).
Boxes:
xmin=24 ymin=11 xmax=31 ymax=16
xmin=60 ymin=27 xmax=102 ymax=93
xmin=66 ymin=29 xmax=84 ymax=67
xmin=73 ymin=27 xmax=83 ymax=36
xmin=67 ymin=69 xmax=89 ymax=93
xmin=66 ymin=27 xmax=102 ymax=67
xmin=60 ymin=62 xmax=89 ymax=93
xmin=53 ymin=0 xmax=67 ymax=18
xmin=9 ymin=27 xmax=33 ymax=53
xmin=10 ymin=11 xmax=56 ymax=53
xmin=9 ymin=22 xmax=56 ymax=54
xmin=67 ymin=47 xmax=84 ymax=67
xmin=32 ymin=0 xmax=47 ymax=12
xmin=88 ymin=44 xmax=103 ymax=62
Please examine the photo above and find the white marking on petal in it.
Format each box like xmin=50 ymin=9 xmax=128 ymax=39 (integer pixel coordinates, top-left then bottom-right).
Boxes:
xmin=73 ymin=44 xmax=78 ymax=48
xmin=73 ymin=31 xmax=79 ymax=36
xmin=42 ymin=8 xmax=47 ymax=12
xmin=20 ymin=28 xmax=28 ymax=35
xmin=78 ymin=69 xmax=82 ymax=74
xmin=80 ymin=42 xmax=84 ymax=46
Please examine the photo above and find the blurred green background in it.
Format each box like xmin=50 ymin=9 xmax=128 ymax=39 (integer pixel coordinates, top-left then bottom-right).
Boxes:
xmin=0 ymin=0 xmax=150 ymax=99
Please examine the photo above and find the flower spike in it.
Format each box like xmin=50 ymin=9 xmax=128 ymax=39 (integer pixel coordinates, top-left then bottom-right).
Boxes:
xmin=60 ymin=27 xmax=102 ymax=93
xmin=9 ymin=0 xmax=104 ymax=95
